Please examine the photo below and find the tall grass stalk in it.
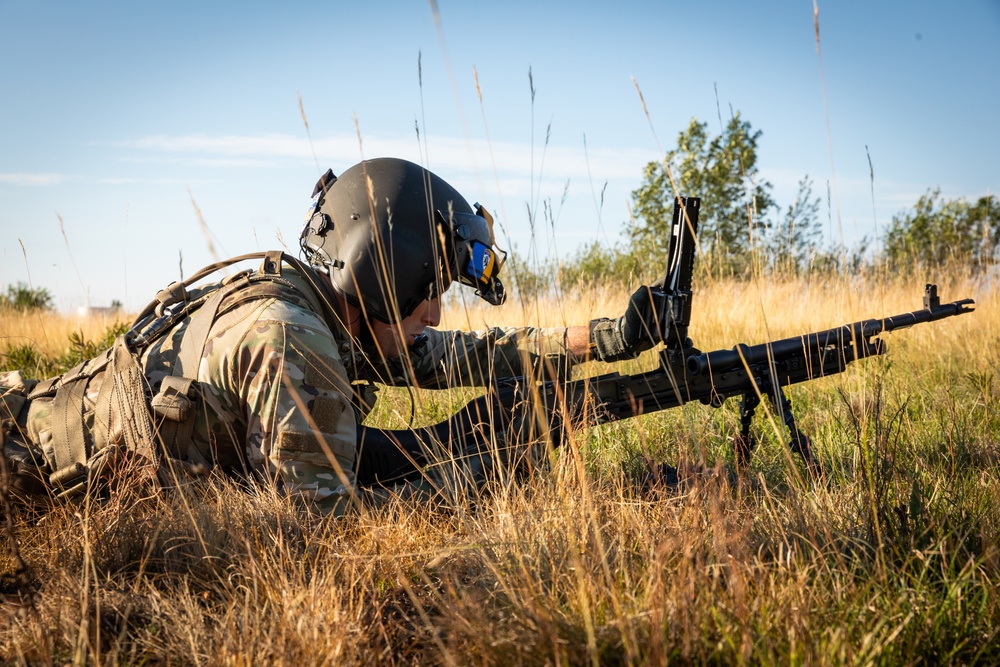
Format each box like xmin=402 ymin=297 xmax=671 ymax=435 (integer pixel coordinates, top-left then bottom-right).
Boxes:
xmin=1 ymin=272 xmax=997 ymax=664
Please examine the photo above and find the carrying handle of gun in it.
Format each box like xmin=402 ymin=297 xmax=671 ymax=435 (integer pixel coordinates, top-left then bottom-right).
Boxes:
xmin=663 ymin=196 xmax=700 ymax=294
xmin=651 ymin=196 xmax=701 ymax=348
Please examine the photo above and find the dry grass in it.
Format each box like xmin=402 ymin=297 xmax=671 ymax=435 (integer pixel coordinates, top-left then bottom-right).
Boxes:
xmin=1 ymin=273 xmax=998 ymax=665
xmin=0 ymin=309 xmax=126 ymax=360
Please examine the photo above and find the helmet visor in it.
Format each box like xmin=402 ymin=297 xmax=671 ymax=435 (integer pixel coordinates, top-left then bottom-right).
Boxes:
xmin=440 ymin=209 xmax=507 ymax=306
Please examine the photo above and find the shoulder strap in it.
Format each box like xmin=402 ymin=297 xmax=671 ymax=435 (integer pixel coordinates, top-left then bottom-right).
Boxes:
xmin=172 ymin=251 xmax=289 ymax=379
xmin=130 ymin=251 xmax=346 ymax=353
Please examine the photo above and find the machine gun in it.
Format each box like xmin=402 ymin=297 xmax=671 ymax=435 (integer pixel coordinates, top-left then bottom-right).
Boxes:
xmin=493 ymin=196 xmax=976 ymax=474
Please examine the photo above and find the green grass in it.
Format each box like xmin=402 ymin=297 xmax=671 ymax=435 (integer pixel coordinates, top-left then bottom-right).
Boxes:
xmin=0 ymin=275 xmax=997 ymax=665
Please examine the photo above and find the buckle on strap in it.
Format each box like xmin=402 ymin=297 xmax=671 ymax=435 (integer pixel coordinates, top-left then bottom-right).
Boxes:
xmin=155 ymin=281 xmax=189 ymax=317
xmin=260 ymin=250 xmax=284 ymax=276
xmin=150 ymin=376 xmax=199 ymax=422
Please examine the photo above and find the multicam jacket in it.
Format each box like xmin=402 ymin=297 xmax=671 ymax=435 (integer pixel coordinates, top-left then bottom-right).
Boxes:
xmin=0 ymin=254 xmax=578 ymax=514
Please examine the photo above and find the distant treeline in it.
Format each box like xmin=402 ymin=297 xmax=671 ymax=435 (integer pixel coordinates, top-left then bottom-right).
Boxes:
xmin=509 ymin=113 xmax=998 ymax=296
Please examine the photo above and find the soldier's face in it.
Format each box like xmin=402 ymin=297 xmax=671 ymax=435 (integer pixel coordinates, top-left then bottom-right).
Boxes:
xmin=369 ymin=297 xmax=442 ymax=358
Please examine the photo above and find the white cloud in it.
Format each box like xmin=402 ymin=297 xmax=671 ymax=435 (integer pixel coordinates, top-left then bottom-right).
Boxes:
xmin=126 ymin=134 xmax=316 ymax=158
xmin=94 ymin=177 xmax=221 ymax=185
xmin=118 ymin=155 xmax=274 ymax=168
xmin=109 ymin=131 xmax=658 ymax=239
xmin=0 ymin=172 xmax=68 ymax=186
xmin=119 ymin=132 xmax=658 ymax=186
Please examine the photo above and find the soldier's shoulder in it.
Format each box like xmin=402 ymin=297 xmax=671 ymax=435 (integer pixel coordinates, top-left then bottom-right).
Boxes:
xmin=255 ymin=291 xmax=333 ymax=334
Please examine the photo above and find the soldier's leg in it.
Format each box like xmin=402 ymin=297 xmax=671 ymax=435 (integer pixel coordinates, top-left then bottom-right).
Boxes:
xmin=1 ymin=371 xmax=51 ymax=501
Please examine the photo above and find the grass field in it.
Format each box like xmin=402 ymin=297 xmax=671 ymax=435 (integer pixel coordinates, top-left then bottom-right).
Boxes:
xmin=1 ymin=272 xmax=997 ymax=665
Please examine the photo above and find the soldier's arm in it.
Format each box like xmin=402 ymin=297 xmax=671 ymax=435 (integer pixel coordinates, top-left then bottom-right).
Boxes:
xmin=235 ymin=300 xmax=359 ymax=515
xmin=405 ymin=324 xmax=593 ymax=388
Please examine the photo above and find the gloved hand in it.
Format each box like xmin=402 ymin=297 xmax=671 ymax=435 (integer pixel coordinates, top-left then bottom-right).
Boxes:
xmin=589 ymin=283 xmax=662 ymax=362
xmin=355 ymin=387 xmax=560 ymax=495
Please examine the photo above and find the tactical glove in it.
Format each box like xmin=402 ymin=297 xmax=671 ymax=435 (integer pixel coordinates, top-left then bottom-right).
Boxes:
xmin=356 ymin=388 xmax=556 ymax=498
xmin=589 ymin=283 xmax=661 ymax=362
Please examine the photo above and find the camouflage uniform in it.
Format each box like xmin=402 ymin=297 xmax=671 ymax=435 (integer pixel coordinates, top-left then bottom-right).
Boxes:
xmin=0 ymin=262 xmax=578 ymax=514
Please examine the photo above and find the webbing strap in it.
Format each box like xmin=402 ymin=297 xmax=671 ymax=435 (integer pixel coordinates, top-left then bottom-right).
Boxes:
xmin=172 ymin=252 xmax=293 ymax=380
xmin=108 ymin=339 xmax=158 ymax=458
xmin=261 ymin=250 xmax=283 ymax=276
xmin=147 ymin=278 xmax=232 ymax=460
xmin=49 ymin=376 xmax=89 ymax=488
xmin=27 ymin=376 xmax=59 ymax=400
xmin=41 ymin=350 xmax=111 ymax=491
xmin=172 ymin=285 xmax=230 ymax=381
xmin=90 ymin=338 xmax=156 ymax=458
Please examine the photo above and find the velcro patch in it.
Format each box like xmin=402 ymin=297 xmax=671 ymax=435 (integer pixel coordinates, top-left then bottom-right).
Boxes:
xmin=277 ymin=430 xmax=354 ymax=462
xmin=311 ymin=395 xmax=344 ymax=433
xmin=304 ymin=354 xmax=341 ymax=391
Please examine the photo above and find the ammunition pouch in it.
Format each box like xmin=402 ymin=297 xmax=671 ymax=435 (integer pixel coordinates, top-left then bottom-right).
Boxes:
xmin=150 ymin=376 xmax=201 ymax=468
xmin=28 ymin=338 xmax=159 ymax=498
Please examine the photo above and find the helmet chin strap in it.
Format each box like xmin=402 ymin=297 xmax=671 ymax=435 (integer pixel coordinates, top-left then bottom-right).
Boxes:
xmin=330 ymin=289 xmax=364 ymax=336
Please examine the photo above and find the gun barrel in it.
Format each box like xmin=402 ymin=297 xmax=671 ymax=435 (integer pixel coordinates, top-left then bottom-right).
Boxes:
xmin=686 ymin=296 xmax=975 ymax=377
xmin=865 ymin=297 xmax=975 ymax=336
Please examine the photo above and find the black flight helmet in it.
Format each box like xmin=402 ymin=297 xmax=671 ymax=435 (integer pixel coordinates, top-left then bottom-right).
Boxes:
xmin=299 ymin=157 xmax=506 ymax=323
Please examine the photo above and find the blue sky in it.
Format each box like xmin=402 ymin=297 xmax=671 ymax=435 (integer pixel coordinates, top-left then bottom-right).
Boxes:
xmin=1 ymin=0 xmax=997 ymax=311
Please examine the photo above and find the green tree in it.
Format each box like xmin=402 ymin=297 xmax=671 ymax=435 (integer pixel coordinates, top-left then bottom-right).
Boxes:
xmin=884 ymin=190 xmax=999 ymax=271
xmin=505 ymin=248 xmax=557 ymax=300
xmin=768 ymin=176 xmax=823 ymax=274
xmin=630 ymin=113 xmax=775 ymax=276
xmin=555 ymin=241 xmax=645 ymax=289
xmin=1 ymin=282 xmax=53 ymax=311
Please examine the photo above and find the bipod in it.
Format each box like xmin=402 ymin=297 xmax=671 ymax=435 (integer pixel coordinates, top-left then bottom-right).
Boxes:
xmin=732 ymin=380 xmax=821 ymax=477
xmin=771 ymin=384 xmax=821 ymax=477
xmin=733 ymin=391 xmax=760 ymax=468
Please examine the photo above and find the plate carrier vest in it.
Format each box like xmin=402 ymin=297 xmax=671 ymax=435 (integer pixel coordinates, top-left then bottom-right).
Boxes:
xmin=25 ymin=251 xmax=345 ymax=498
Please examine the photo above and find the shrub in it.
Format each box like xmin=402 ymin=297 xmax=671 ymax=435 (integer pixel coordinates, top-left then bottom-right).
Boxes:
xmin=884 ymin=190 xmax=999 ymax=273
xmin=1 ymin=282 xmax=53 ymax=311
